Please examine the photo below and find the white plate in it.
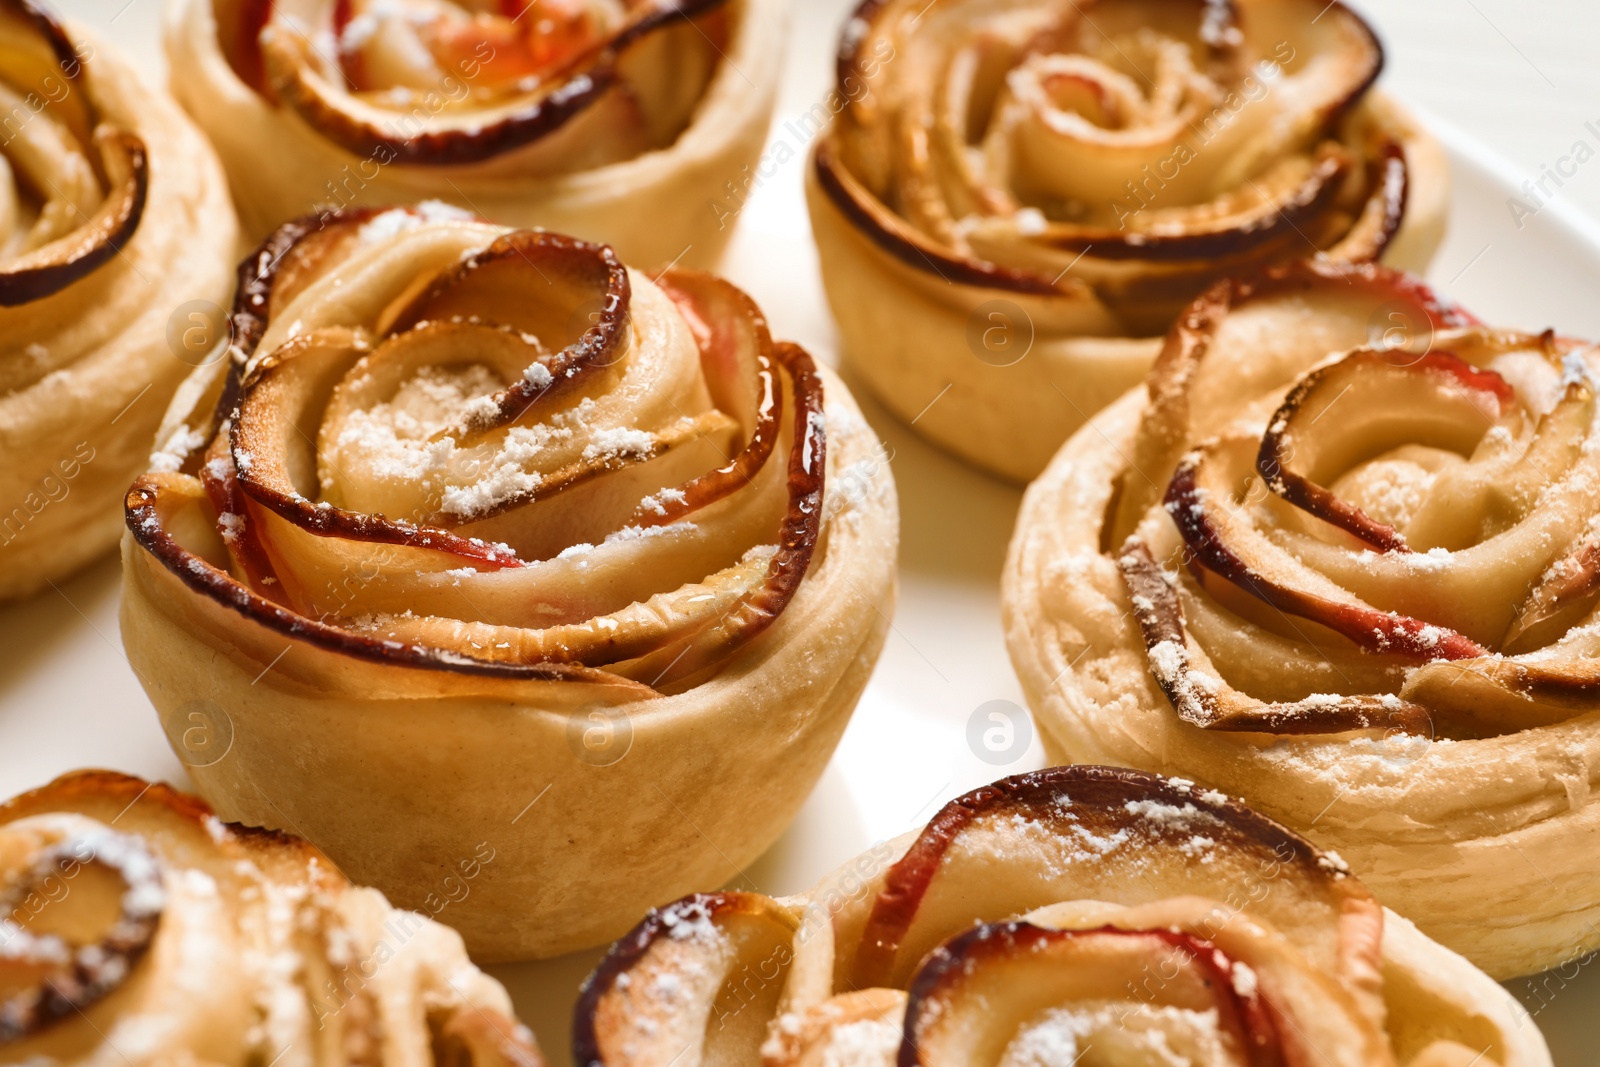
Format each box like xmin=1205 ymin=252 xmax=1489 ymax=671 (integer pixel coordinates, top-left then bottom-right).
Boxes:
xmin=11 ymin=4 xmax=1600 ymax=1064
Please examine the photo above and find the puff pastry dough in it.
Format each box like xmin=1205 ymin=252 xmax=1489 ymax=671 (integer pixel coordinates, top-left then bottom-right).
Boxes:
xmin=808 ymin=0 xmax=1447 ymax=482
xmin=0 ymin=1 xmax=236 ymax=600
xmin=1006 ymin=261 xmax=1600 ymax=977
xmin=119 ymin=207 xmax=898 ymax=960
xmin=165 ymin=0 xmax=783 ymax=266
xmin=575 ymin=766 xmax=1547 ymax=1066
xmin=0 ymin=770 xmax=540 ymax=1065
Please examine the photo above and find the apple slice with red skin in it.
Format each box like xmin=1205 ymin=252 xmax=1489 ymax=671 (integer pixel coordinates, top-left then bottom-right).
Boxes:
xmin=1112 ymin=261 xmax=1480 ymax=538
xmin=0 ymin=770 xmax=543 ymax=1065
xmin=126 ymin=469 xmax=626 ymax=683
xmin=900 ymin=922 xmax=1286 ymax=1067
xmin=126 ymin=210 xmax=829 ymax=688
xmin=1118 ymin=538 xmax=1433 ymax=735
xmin=1505 ymin=531 xmax=1600 ymax=655
xmin=1164 ymin=445 xmax=1488 ymax=662
xmin=848 ymin=766 xmax=1384 ymax=1004
xmin=0 ymin=131 xmax=147 ymax=305
xmin=256 ymin=0 xmax=731 ymax=166
xmin=332 ymin=0 xmax=604 ymax=93
xmin=0 ymin=811 xmax=164 ymax=1042
xmin=820 ymin=0 xmax=1394 ymax=283
xmin=0 ymin=4 xmax=147 ymax=308
xmin=1039 ymin=145 xmax=1354 ymax=262
xmin=382 ymin=230 xmax=632 ymax=434
xmin=1255 ymin=349 xmax=1515 ymax=554
xmin=0 ymin=0 xmax=94 ymax=141
xmin=572 ymin=892 xmax=800 ymax=1067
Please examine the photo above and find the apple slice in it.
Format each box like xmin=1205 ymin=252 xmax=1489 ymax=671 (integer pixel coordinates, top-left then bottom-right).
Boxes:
xmin=1112 ymin=261 xmax=1479 ymax=538
xmin=1256 ymin=349 xmax=1515 ymax=553
xmin=0 ymin=127 xmax=147 ymax=307
xmin=126 ymin=470 xmax=625 ymax=683
xmin=382 ymin=231 xmax=633 ymax=433
xmin=258 ymin=0 xmax=730 ymax=166
xmin=232 ymin=325 xmax=527 ymax=569
xmin=0 ymin=0 xmax=93 ymax=140
xmin=1035 ymin=145 xmax=1353 ymax=263
xmin=1164 ymin=441 xmax=1488 ymax=661
xmin=900 ymin=922 xmax=1287 ymax=1067
xmin=573 ymin=892 xmax=801 ymax=1067
xmin=128 ymin=210 xmax=830 ymax=690
xmin=1504 ymin=530 xmax=1600 ymax=655
xmin=0 ymin=770 xmax=544 ymax=1065
xmin=846 ymin=765 xmax=1383 ymax=999
xmin=1118 ymin=538 xmax=1432 ymax=734
xmin=0 ymin=807 xmax=164 ymax=1041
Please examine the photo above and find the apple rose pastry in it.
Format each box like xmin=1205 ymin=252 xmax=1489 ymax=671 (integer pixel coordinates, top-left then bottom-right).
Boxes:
xmin=0 ymin=0 xmax=236 ymax=600
xmin=0 ymin=770 xmax=541 ymax=1065
xmin=574 ymin=767 xmax=1547 ymax=1067
xmin=1003 ymin=260 xmax=1600 ymax=978
xmin=808 ymin=0 xmax=1447 ymax=483
xmin=119 ymin=207 xmax=898 ymax=960
xmin=165 ymin=0 xmax=783 ymax=265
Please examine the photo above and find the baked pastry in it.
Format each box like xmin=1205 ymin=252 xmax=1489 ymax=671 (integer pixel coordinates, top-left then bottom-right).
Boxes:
xmin=165 ymin=0 xmax=783 ymax=265
xmin=0 ymin=0 xmax=236 ymax=600
xmin=1005 ymin=260 xmax=1600 ymax=978
xmin=119 ymin=207 xmax=899 ymax=961
xmin=808 ymin=0 xmax=1447 ymax=482
xmin=0 ymin=769 xmax=540 ymax=1064
xmin=575 ymin=766 xmax=1548 ymax=1066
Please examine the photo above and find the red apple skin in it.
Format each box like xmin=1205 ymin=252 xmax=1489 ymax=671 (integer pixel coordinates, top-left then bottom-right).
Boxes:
xmin=1163 ymin=456 xmax=1488 ymax=663
xmin=1255 ymin=350 xmax=1514 ymax=554
xmin=262 ymin=0 xmax=732 ymax=167
xmin=852 ymin=765 xmax=1360 ymax=990
xmin=126 ymin=208 xmax=829 ymax=683
xmin=1117 ymin=538 xmax=1434 ymax=735
xmin=901 ymin=921 xmax=1286 ymax=1067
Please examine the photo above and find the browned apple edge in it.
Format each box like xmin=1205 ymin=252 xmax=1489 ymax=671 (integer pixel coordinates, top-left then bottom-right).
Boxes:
xmin=254 ymin=0 xmax=732 ymax=166
xmin=124 ymin=209 xmax=827 ymax=685
xmin=900 ymin=921 xmax=1283 ymax=1067
xmin=1255 ymin=350 xmax=1516 ymax=553
xmin=571 ymin=892 xmax=764 ymax=1067
xmin=815 ymin=0 xmax=1391 ymax=284
xmin=1118 ymin=538 xmax=1435 ymax=735
xmin=850 ymin=765 xmax=1359 ymax=990
xmin=0 ymin=0 xmax=148 ymax=308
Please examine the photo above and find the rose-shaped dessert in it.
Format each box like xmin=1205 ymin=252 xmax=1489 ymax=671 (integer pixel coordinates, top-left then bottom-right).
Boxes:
xmin=0 ymin=0 xmax=236 ymax=600
xmin=575 ymin=767 xmax=1546 ymax=1066
xmin=1005 ymin=260 xmax=1600 ymax=977
xmin=0 ymin=770 xmax=540 ymax=1065
xmin=807 ymin=0 xmax=1447 ymax=482
xmin=119 ymin=207 xmax=898 ymax=960
xmin=165 ymin=0 xmax=784 ymax=264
